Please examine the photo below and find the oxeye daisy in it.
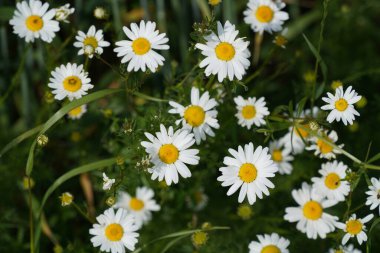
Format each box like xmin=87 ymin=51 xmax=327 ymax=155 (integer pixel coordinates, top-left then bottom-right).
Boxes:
xmin=168 ymin=87 xmax=219 ymax=144
xmin=114 ymin=20 xmax=169 ymax=72
xmin=9 ymin=0 xmax=60 ymax=43
xmin=269 ymin=140 xmax=294 ymax=175
xmin=141 ymin=124 xmax=200 ymax=185
xmin=328 ymin=244 xmax=362 ymax=253
xmin=243 ymin=0 xmax=289 ymax=34
xmin=284 ymin=183 xmax=338 ymax=239
xmin=234 ymin=96 xmax=269 ymax=129
xmin=321 ymin=86 xmax=362 ymax=125
xmin=312 ymin=161 xmax=350 ymax=202
xmin=114 ymin=187 xmax=160 ymax=229
xmin=89 ymin=208 xmax=139 ymax=252
xmin=74 ymin=25 xmax=110 ymax=58
xmin=67 ymin=104 xmax=87 ymax=120
xmin=54 ymin=3 xmax=74 ymax=23
xmin=248 ymin=233 xmax=290 ymax=253
xmin=195 ymin=21 xmax=250 ymax=82
xmin=365 ymin=177 xmax=380 ymax=215
xmin=336 ymin=214 xmax=374 ymax=245
xmin=306 ymin=130 xmax=344 ymax=159
xmin=217 ymin=143 xmax=278 ymax=205
xmin=48 ymin=63 xmax=93 ymax=101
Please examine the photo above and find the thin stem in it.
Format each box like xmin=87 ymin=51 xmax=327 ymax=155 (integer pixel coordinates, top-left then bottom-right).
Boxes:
xmin=176 ymin=63 xmax=199 ymax=88
xmin=28 ymin=177 xmax=35 ymax=253
xmin=71 ymin=202 xmax=96 ymax=224
xmin=244 ymin=47 xmax=276 ymax=85
xmin=253 ymin=33 xmax=263 ymax=66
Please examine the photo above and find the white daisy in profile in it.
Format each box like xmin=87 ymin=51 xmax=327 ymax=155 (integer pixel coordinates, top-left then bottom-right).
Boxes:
xmin=54 ymin=3 xmax=74 ymax=23
xmin=195 ymin=21 xmax=250 ymax=82
xmin=248 ymin=233 xmax=290 ymax=253
xmin=244 ymin=0 xmax=289 ymax=34
xmin=9 ymin=0 xmax=60 ymax=43
xmin=114 ymin=187 xmax=160 ymax=229
xmin=102 ymin=173 xmax=115 ymax=191
xmin=114 ymin=20 xmax=169 ymax=72
xmin=48 ymin=63 xmax=93 ymax=101
xmin=306 ymin=130 xmax=343 ymax=159
xmin=312 ymin=161 xmax=350 ymax=202
xmin=269 ymin=140 xmax=293 ymax=175
xmin=74 ymin=25 xmax=110 ymax=58
xmin=328 ymin=244 xmax=362 ymax=253
xmin=336 ymin=213 xmax=374 ymax=245
xmin=67 ymin=104 xmax=87 ymax=120
xmin=89 ymin=208 xmax=139 ymax=252
xmin=234 ymin=96 xmax=269 ymax=129
xmin=321 ymin=86 xmax=361 ymax=125
xmin=284 ymin=183 xmax=338 ymax=239
xmin=365 ymin=177 xmax=380 ymax=215
xmin=217 ymin=143 xmax=278 ymax=205
xmin=141 ymin=124 xmax=200 ymax=185
xmin=168 ymin=87 xmax=219 ymax=144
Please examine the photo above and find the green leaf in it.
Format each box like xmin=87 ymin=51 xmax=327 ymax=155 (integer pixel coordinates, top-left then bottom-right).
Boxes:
xmin=315 ymin=82 xmax=326 ymax=99
xmin=288 ymin=100 xmax=294 ymax=117
xmin=296 ymin=97 xmax=308 ymax=117
xmin=367 ymin=217 xmax=380 ymax=253
xmin=302 ymin=34 xmax=328 ymax=83
xmin=161 ymin=235 xmax=188 ymax=253
xmin=367 ymin=152 xmax=380 ymax=164
xmin=133 ymin=91 xmax=168 ymax=103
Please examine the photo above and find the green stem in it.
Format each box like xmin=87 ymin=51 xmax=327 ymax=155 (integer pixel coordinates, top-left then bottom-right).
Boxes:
xmin=28 ymin=178 xmax=35 ymax=253
xmin=71 ymin=202 xmax=96 ymax=224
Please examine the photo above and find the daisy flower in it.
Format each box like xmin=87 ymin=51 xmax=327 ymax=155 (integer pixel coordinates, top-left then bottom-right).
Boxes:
xmin=67 ymin=104 xmax=87 ymax=120
xmin=321 ymin=86 xmax=361 ymax=125
xmin=306 ymin=130 xmax=344 ymax=159
xmin=114 ymin=187 xmax=160 ymax=229
xmin=248 ymin=233 xmax=290 ymax=253
xmin=217 ymin=143 xmax=278 ymax=205
xmin=284 ymin=183 xmax=338 ymax=239
xmin=336 ymin=213 xmax=374 ymax=245
xmin=9 ymin=0 xmax=60 ymax=43
xmin=74 ymin=25 xmax=110 ymax=58
xmin=269 ymin=140 xmax=294 ymax=175
xmin=273 ymin=27 xmax=288 ymax=48
xmin=186 ymin=188 xmax=209 ymax=211
xmin=243 ymin=0 xmax=289 ymax=34
xmin=54 ymin=3 xmax=74 ymax=23
xmin=89 ymin=208 xmax=139 ymax=252
xmin=195 ymin=21 xmax=250 ymax=82
xmin=114 ymin=20 xmax=169 ymax=72
xmin=102 ymin=173 xmax=115 ymax=191
xmin=312 ymin=161 xmax=350 ymax=202
xmin=168 ymin=87 xmax=219 ymax=144
xmin=234 ymin=96 xmax=269 ymax=129
xmin=48 ymin=63 xmax=93 ymax=101
xmin=366 ymin=177 xmax=380 ymax=215
xmin=141 ymin=124 xmax=200 ymax=185
xmin=328 ymin=244 xmax=362 ymax=253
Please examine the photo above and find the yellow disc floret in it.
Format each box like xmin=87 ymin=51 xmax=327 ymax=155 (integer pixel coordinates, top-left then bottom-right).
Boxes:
xmin=215 ymin=42 xmax=235 ymax=61
xmin=129 ymin=197 xmax=145 ymax=211
xmin=324 ymin=173 xmax=341 ymax=189
xmin=317 ymin=138 xmax=333 ymax=154
xmin=335 ymin=98 xmax=348 ymax=112
xmin=272 ymin=149 xmax=283 ymax=162
xmin=255 ymin=6 xmax=274 ymax=23
xmin=83 ymin=36 xmax=98 ymax=49
xmin=261 ymin=245 xmax=281 ymax=253
xmin=346 ymin=219 xmax=363 ymax=235
xmin=241 ymin=105 xmax=256 ymax=120
xmin=26 ymin=15 xmax=43 ymax=32
xmin=63 ymin=76 xmax=82 ymax=92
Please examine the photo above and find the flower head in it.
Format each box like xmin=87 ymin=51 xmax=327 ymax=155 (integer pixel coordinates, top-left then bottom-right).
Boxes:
xmin=269 ymin=140 xmax=294 ymax=175
xmin=249 ymin=233 xmax=290 ymax=253
xmin=54 ymin=3 xmax=74 ymax=23
xmin=365 ymin=177 xmax=380 ymax=215
xmin=102 ymin=173 xmax=115 ymax=191
xmin=306 ymin=130 xmax=343 ymax=159
xmin=336 ymin=213 xmax=374 ymax=245
xmin=74 ymin=25 xmax=110 ymax=58
xmin=67 ymin=104 xmax=87 ymax=120
xmin=234 ymin=96 xmax=269 ymax=129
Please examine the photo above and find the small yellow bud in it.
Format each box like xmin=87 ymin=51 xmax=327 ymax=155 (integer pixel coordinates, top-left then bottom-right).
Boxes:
xmin=201 ymin=222 xmax=212 ymax=230
xmin=273 ymin=35 xmax=288 ymax=48
xmin=303 ymin=70 xmax=316 ymax=83
xmin=37 ymin=134 xmax=49 ymax=147
xmin=106 ymin=196 xmax=116 ymax=206
xmin=116 ymin=156 xmax=125 ymax=166
xmin=44 ymin=91 xmax=55 ymax=104
xmin=70 ymin=131 xmax=81 ymax=142
xmin=237 ymin=204 xmax=253 ymax=220
xmin=53 ymin=245 xmax=63 ymax=253
xmin=208 ymin=0 xmax=222 ymax=6
xmin=23 ymin=176 xmax=35 ymax=190
xmin=60 ymin=192 xmax=73 ymax=206
xmin=348 ymin=122 xmax=359 ymax=132
xmin=331 ymin=80 xmax=343 ymax=90
xmin=356 ymin=96 xmax=367 ymax=109
xmin=103 ymin=109 xmax=113 ymax=118
xmin=191 ymin=231 xmax=208 ymax=248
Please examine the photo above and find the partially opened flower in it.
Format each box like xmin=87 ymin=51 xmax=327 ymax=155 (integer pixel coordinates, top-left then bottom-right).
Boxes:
xmin=328 ymin=244 xmax=362 ymax=253
xmin=249 ymin=233 xmax=290 ymax=253
xmin=67 ymin=104 xmax=87 ymax=120
xmin=54 ymin=3 xmax=74 ymax=23
xmin=306 ymin=130 xmax=343 ymax=159
xmin=102 ymin=173 xmax=115 ymax=191
xmin=269 ymin=140 xmax=294 ymax=175
xmin=365 ymin=177 xmax=380 ymax=215
xmin=234 ymin=96 xmax=269 ymax=129
xmin=74 ymin=25 xmax=110 ymax=58
xmin=336 ymin=214 xmax=374 ymax=245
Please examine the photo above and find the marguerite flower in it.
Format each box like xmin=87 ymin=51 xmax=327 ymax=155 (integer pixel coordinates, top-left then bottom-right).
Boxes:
xmin=328 ymin=244 xmax=362 ymax=253
xmin=141 ymin=124 xmax=200 ymax=185
xmin=312 ymin=161 xmax=350 ymax=202
xmin=336 ymin=214 xmax=374 ymax=245
xmin=102 ymin=173 xmax=115 ymax=191
xmin=89 ymin=208 xmax=139 ymax=252
xmin=321 ymin=86 xmax=361 ymax=125
xmin=234 ymin=96 xmax=269 ymax=129
xmin=115 ymin=187 xmax=160 ymax=229
xmin=284 ymin=183 xmax=338 ymax=239
xmin=114 ymin=20 xmax=169 ymax=72
xmin=67 ymin=104 xmax=87 ymax=120
xmin=48 ymin=63 xmax=93 ymax=101
xmin=244 ymin=0 xmax=289 ymax=34
xmin=217 ymin=143 xmax=278 ymax=205
xmin=248 ymin=233 xmax=290 ymax=253
xmin=9 ymin=0 xmax=59 ymax=43
xmin=74 ymin=25 xmax=110 ymax=58
xmin=365 ymin=177 xmax=380 ymax=215
xmin=269 ymin=140 xmax=294 ymax=175
xmin=54 ymin=3 xmax=74 ymax=23
xmin=195 ymin=21 xmax=250 ymax=82
xmin=168 ymin=87 xmax=219 ymax=144
xmin=306 ymin=130 xmax=343 ymax=159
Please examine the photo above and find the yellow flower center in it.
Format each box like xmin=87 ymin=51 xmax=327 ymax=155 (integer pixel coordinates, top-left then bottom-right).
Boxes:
xmin=184 ymin=105 xmax=206 ymax=127
xmin=346 ymin=220 xmax=363 ymax=235
xmin=192 ymin=231 xmax=208 ymax=247
xmin=63 ymin=76 xmax=82 ymax=92
xmin=241 ymin=105 xmax=256 ymax=120
xmin=335 ymin=98 xmax=348 ymax=112
xmin=324 ymin=173 xmax=341 ymax=189
xmin=159 ymin=144 xmax=179 ymax=164
xmin=132 ymin=37 xmax=151 ymax=55
xmin=215 ymin=42 xmax=235 ymax=61
xmin=303 ymin=201 xmax=323 ymax=220
xmin=238 ymin=163 xmax=257 ymax=183
xmin=317 ymin=138 xmax=333 ymax=154
xmin=83 ymin=36 xmax=98 ymax=49
xmin=272 ymin=149 xmax=283 ymax=162
xmin=25 ymin=15 xmax=43 ymax=32
xmin=261 ymin=245 xmax=281 ymax=253
xmin=294 ymin=124 xmax=309 ymax=138
xmin=274 ymin=35 xmax=288 ymax=47
xmin=255 ymin=6 xmax=274 ymax=23
xmin=105 ymin=223 xmax=124 ymax=241
xmin=68 ymin=106 xmax=82 ymax=117
xmin=129 ymin=197 xmax=145 ymax=211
